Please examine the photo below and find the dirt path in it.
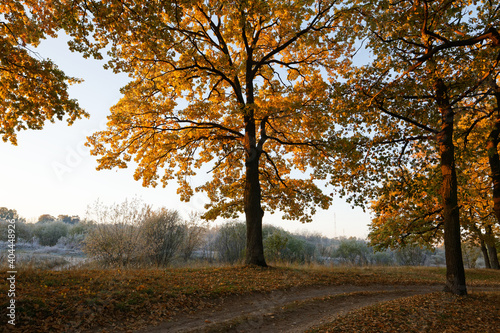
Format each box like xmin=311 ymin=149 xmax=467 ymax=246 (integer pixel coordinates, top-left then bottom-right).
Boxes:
xmin=137 ymin=284 xmax=451 ymax=333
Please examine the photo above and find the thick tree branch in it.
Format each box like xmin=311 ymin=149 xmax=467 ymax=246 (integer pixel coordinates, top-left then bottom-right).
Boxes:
xmin=373 ymin=99 xmax=439 ymax=134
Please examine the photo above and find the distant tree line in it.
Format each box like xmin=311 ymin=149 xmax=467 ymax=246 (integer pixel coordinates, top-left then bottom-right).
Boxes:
xmin=1 ymin=202 xmax=496 ymax=269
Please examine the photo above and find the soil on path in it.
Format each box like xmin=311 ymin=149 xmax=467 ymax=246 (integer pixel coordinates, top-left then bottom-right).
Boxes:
xmin=137 ymin=284 xmax=458 ymax=333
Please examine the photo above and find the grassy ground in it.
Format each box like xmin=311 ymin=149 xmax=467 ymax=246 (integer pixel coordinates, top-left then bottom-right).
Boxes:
xmin=307 ymin=291 xmax=500 ymax=333
xmin=1 ymin=265 xmax=499 ymax=332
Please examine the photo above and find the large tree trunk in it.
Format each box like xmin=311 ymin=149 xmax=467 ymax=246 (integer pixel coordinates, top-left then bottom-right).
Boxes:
xmin=435 ymin=78 xmax=467 ymax=295
xmin=485 ymin=81 xmax=500 ymax=270
xmin=243 ymin=78 xmax=267 ymax=266
xmin=489 ymin=81 xmax=500 ymax=225
xmin=244 ymin=143 xmax=266 ymax=266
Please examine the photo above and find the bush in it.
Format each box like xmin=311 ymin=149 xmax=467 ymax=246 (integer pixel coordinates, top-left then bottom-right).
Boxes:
xmin=86 ymin=223 xmax=146 ymax=266
xmin=17 ymin=221 xmax=35 ymax=242
xmin=334 ymin=237 xmax=371 ymax=265
xmin=179 ymin=213 xmax=207 ymax=261
xmin=264 ymin=230 xmax=289 ymax=263
xmin=283 ymin=235 xmax=316 ymax=263
xmin=69 ymin=220 xmax=94 ymax=236
xmin=143 ymin=209 xmax=185 ymax=266
xmin=56 ymin=234 xmax=86 ymax=251
xmin=83 ymin=199 xmax=191 ymax=267
xmin=34 ymin=221 xmax=69 ymax=246
xmin=0 ymin=219 xmax=35 ymax=242
xmin=83 ymin=199 xmax=149 ymax=266
xmin=371 ymin=250 xmax=395 ymax=266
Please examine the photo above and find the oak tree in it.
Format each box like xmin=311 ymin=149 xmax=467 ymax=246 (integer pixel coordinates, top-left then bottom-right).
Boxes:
xmin=484 ymin=78 xmax=500 ymax=268
xmin=0 ymin=0 xmax=86 ymax=144
xmin=458 ymin=88 xmax=500 ymax=269
xmin=60 ymin=0 xmax=351 ymax=265
xmin=369 ymin=113 xmax=500 ymax=269
xmin=331 ymin=0 xmax=500 ymax=294
xmin=369 ymin=73 xmax=500 ymax=269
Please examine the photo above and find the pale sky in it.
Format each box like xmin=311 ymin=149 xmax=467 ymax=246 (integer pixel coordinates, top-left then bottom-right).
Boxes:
xmin=0 ymin=34 xmax=371 ymax=239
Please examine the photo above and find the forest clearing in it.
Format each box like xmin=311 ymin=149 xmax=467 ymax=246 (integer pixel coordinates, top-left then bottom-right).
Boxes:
xmin=2 ymin=1 xmax=500 ymax=331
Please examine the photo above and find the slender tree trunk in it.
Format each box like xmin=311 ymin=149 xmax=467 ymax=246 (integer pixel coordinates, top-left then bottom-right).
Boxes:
xmin=480 ymin=239 xmax=492 ymax=269
xmin=485 ymin=226 xmax=500 ymax=269
xmin=470 ymin=223 xmax=492 ymax=269
xmin=435 ymin=78 xmax=467 ymax=295
xmin=486 ymin=242 xmax=500 ymax=269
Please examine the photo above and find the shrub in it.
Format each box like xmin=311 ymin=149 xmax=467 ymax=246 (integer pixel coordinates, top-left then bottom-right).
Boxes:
xmin=70 ymin=220 xmax=94 ymax=235
xmin=143 ymin=209 xmax=185 ymax=266
xmin=0 ymin=219 xmax=10 ymax=241
xmin=56 ymin=234 xmax=86 ymax=250
xmin=34 ymin=221 xmax=69 ymax=246
xmin=0 ymin=219 xmax=34 ymax=242
xmin=334 ymin=237 xmax=371 ymax=265
xmin=371 ymin=250 xmax=395 ymax=266
xmin=283 ymin=235 xmax=313 ymax=263
xmin=17 ymin=221 xmax=35 ymax=242
xmin=85 ymin=223 xmax=146 ymax=266
xmin=83 ymin=199 xmax=149 ymax=267
xmin=179 ymin=213 xmax=207 ymax=261
xmin=264 ymin=230 xmax=289 ymax=262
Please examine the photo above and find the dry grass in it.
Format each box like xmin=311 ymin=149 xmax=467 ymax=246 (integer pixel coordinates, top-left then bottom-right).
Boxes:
xmin=1 ymin=265 xmax=499 ymax=332
xmin=307 ymin=291 xmax=500 ymax=333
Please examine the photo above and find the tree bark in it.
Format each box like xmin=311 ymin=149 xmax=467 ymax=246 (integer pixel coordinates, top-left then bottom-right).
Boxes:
xmin=487 ymin=83 xmax=500 ymax=225
xmin=480 ymin=239 xmax=492 ymax=269
xmin=486 ymin=242 xmax=500 ymax=269
xmin=485 ymin=226 xmax=500 ymax=269
xmin=485 ymin=81 xmax=500 ymax=270
xmin=243 ymin=73 xmax=267 ymax=266
xmin=244 ymin=142 xmax=266 ymax=266
xmin=435 ymin=78 xmax=467 ymax=295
